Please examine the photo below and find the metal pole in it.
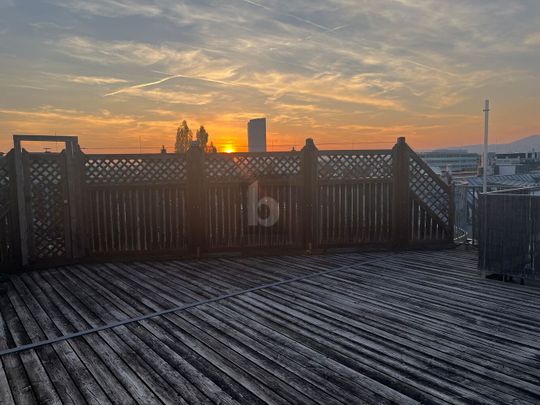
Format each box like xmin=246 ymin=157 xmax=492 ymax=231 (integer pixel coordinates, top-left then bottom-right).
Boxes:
xmin=483 ymin=99 xmax=490 ymax=193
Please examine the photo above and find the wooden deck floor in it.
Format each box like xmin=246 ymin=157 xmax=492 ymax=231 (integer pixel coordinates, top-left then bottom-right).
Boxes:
xmin=0 ymin=248 xmax=539 ymax=404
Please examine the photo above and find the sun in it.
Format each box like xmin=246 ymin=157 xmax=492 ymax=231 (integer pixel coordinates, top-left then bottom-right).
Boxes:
xmin=223 ymin=145 xmax=236 ymax=153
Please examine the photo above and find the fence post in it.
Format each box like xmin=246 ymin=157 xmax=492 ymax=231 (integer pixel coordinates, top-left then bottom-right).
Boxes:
xmin=448 ymin=181 xmax=455 ymax=241
xmin=392 ymin=137 xmax=410 ymax=246
xmin=477 ymin=193 xmax=487 ymax=276
xmin=12 ymin=138 xmax=29 ymax=267
xmin=65 ymin=140 xmax=85 ymax=259
xmin=186 ymin=142 xmax=205 ymax=256
xmin=301 ymin=138 xmax=318 ymax=251
xmin=7 ymin=151 xmax=22 ymax=271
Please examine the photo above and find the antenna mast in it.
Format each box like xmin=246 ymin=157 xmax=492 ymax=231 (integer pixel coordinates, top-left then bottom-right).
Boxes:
xmin=483 ymin=99 xmax=490 ymax=193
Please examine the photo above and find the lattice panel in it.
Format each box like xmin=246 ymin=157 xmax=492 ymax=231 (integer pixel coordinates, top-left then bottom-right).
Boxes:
xmin=0 ymin=156 xmax=9 ymax=188
xmin=29 ymin=154 xmax=66 ymax=259
xmin=206 ymin=153 xmax=301 ymax=180
xmin=85 ymin=155 xmax=187 ymax=184
xmin=318 ymin=152 xmax=393 ymax=181
xmin=0 ymin=155 xmax=11 ymax=215
xmin=409 ymin=154 xmax=449 ymax=224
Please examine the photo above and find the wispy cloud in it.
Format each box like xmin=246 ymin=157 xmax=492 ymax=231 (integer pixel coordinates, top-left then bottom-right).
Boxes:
xmin=237 ymin=0 xmax=333 ymax=31
xmin=525 ymin=32 xmax=540 ymax=46
xmin=51 ymin=0 xmax=162 ymax=17
xmin=107 ymin=87 xmax=216 ymax=105
xmin=48 ymin=73 xmax=128 ymax=85
xmin=29 ymin=22 xmax=73 ymax=31
xmin=0 ymin=106 xmax=137 ymax=126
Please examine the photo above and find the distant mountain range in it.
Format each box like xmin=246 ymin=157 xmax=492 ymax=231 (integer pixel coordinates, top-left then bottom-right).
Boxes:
xmin=438 ymin=135 xmax=540 ymax=154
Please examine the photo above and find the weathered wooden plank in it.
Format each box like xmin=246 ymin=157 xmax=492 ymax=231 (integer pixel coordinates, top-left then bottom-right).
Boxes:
xmin=0 ymin=357 xmax=16 ymax=405
xmin=165 ymin=311 xmax=315 ymax=404
xmin=39 ymin=270 xmax=170 ymax=404
xmin=16 ymin=276 xmax=113 ymax=405
xmin=318 ymin=271 xmax=540 ymax=356
xmin=64 ymin=267 xmax=254 ymax=404
xmin=234 ymin=293 xmax=499 ymax=404
xmin=271 ymin=279 xmax=540 ymax=390
xmin=9 ymin=276 xmax=114 ymax=404
xmin=1 ymin=288 xmax=62 ymax=404
xmin=171 ymin=252 xmax=540 ymax=394
xmin=27 ymin=271 xmax=141 ymax=404
xmin=170 ymin=252 xmax=540 ymax=400
xmin=181 ymin=309 xmax=344 ymax=405
xmin=260 ymin=284 xmax=540 ymax=402
xmin=3 ymin=248 xmax=540 ymax=405
xmin=74 ymin=260 xmax=284 ymax=398
xmin=185 ymin=306 xmax=360 ymax=405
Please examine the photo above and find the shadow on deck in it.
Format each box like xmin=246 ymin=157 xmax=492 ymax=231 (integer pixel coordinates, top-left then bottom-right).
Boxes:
xmin=1 ymin=247 xmax=539 ymax=404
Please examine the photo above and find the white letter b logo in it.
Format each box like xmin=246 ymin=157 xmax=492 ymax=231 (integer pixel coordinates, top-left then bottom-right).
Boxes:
xmin=247 ymin=181 xmax=279 ymax=227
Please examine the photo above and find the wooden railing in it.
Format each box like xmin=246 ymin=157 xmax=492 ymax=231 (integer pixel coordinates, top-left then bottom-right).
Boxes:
xmin=0 ymin=152 xmax=15 ymax=268
xmin=1 ymin=136 xmax=454 ymax=270
xmin=408 ymin=152 xmax=454 ymax=242
xmin=83 ymin=153 xmax=189 ymax=256
xmin=478 ymin=187 xmax=540 ymax=281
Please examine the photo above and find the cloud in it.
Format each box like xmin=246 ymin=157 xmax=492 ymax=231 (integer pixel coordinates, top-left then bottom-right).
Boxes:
xmin=57 ymin=36 xmax=186 ymax=66
xmin=57 ymin=37 xmax=241 ymax=80
xmin=525 ymin=32 xmax=540 ymax=46
xmin=0 ymin=106 xmax=137 ymax=126
xmin=50 ymin=74 xmax=128 ymax=85
xmin=108 ymin=87 xmax=216 ymax=105
xmin=51 ymin=0 xmax=162 ymax=17
xmin=29 ymin=22 xmax=73 ymax=31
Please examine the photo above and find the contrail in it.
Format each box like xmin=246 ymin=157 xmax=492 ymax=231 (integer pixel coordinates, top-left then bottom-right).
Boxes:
xmin=300 ymin=24 xmax=349 ymax=42
xmin=104 ymin=73 xmax=246 ymax=97
xmin=235 ymin=0 xmax=457 ymax=77
xmin=104 ymin=75 xmax=182 ymax=96
xmin=403 ymin=59 xmax=458 ymax=77
xmin=237 ymin=0 xmax=332 ymax=31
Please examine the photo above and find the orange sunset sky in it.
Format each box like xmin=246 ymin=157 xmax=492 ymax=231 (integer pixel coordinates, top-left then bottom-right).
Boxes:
xmin=1 ymin=0 xmax=539 ymax=153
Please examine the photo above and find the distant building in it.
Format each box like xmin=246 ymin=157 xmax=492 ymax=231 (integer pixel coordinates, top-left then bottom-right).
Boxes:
xmin=494 ymin=151 xmax=540 ymax=175
xmin=419 ymin=151 xmax=480 ymax=177
xmin=496 ymin=151 xmax=540 ymax=163
xmin=432 ymin=148 xmax=468 ymax=154
xmin=247 ymin=118 xmax=266 ymax=152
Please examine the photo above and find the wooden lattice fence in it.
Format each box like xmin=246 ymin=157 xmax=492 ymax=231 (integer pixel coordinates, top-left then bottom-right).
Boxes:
xmin=317 ymin=150 xmax=393 ymax=245
xmin=83 ymin=154 xmax=189 ymax=256
xmin=409 ymin=153 xmax=454 ymax=242
xmin=1 ymin=136 xmax=454 ymax=270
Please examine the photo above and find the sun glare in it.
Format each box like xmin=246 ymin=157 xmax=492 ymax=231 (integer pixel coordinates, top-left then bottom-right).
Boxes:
xmin=224 ymin=145 xmax=236 ymax=153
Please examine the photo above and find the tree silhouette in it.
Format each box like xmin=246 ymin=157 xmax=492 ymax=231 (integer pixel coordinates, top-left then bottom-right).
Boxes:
xmin=175 ymin=120 xmax=192 ymax=153
xmin=196 ymin=126 xmax=209 ymax=152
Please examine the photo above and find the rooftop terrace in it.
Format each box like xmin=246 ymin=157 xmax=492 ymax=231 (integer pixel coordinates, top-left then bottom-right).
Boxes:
xmin=1 ymin=247 xmax=539 ymax=404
